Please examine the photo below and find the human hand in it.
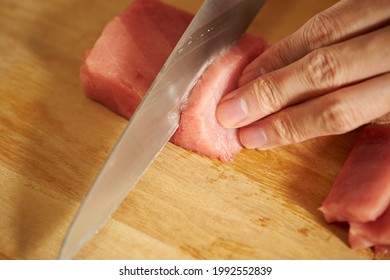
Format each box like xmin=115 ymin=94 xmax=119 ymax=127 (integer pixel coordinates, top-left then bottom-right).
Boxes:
xmin=216 ymin=0 xmax=390 ymax=150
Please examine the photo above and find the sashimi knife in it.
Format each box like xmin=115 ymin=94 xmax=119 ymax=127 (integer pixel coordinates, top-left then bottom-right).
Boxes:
xmin=59 ymin=0 xmax=265 ymax=259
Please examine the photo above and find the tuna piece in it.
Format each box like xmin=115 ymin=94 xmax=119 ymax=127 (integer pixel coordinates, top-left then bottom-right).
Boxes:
xmin=373 ymin=245 xmax=390 ymax=258
xmin=80 ymin=0 xmax=266 ymax=161
xmin=349 ymin=206 xmax=390 ymax=256
xmin=80 ymin=0 xmax=193 ymax=119
xmin=170 ymin=35 xmax=264 ymax=162
xmin=320 ymin=124 xmax=390 ymax=223
xmin=320 ymin=124 xmax=390 ymax=255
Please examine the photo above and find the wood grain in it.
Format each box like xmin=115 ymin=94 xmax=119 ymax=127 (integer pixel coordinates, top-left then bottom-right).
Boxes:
xmin=0 ymin=0 xmax=379 ymax=260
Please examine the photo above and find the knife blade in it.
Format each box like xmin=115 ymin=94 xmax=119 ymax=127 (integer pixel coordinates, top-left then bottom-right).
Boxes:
xmin=59 ymin=0 xmax=265 ymax=259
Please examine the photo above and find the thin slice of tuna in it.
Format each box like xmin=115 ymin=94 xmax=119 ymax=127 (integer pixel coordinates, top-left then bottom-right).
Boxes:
xmin=80 ymin=0 xmax=266 ymax=161
xmin=320 ymin=124 xmax=390 ymax=223
xmin=170 ymin=35 xmax=264 ymax=162
xmin=349 ymin=205 xmax=390 ymax=256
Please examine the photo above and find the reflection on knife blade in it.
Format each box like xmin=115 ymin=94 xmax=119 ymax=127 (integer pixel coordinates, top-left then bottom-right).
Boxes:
xmin=59 ymin=0 xmax=265 ymax=259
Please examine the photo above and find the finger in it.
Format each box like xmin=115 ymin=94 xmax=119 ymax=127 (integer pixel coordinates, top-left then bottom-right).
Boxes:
xmin=240 ymin=0 xmax=390 ymax=85
xmin=238 ymin=72 xmax=390 ymax=150
xmin=216 ymin=25 xmax=390 ymax=128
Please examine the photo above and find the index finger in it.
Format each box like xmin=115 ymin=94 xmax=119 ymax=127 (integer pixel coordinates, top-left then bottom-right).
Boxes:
xmin=240 ymin=0 xmax=390 ymax=85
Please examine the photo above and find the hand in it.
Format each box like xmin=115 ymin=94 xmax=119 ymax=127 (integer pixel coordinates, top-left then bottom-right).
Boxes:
xmin=216 ymin=0 xmax=390 ymax=150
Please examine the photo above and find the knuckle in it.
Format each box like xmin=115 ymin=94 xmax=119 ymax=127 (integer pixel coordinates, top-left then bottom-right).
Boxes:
xmin=303 ymin=12 xmax=339 ymax=50
xmin=274 ymin=40 xmax=294 ymax=68
xmin=270 ymin=112 xmax=302 ymax=145
xmin=249 ymin=77 xmax=283 ymax=114
xmin=320 ymin=98 xmax=357 ymax=134
xmin=305 ymin=48 xmax=341 ymax=89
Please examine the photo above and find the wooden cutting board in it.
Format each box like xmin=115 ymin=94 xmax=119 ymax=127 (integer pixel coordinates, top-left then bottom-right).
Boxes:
xmin=0 ymin=0 xmax=377 ymax=260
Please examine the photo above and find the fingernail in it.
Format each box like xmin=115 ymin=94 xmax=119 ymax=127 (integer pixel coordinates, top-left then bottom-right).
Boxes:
xmin=216 ymin=97 xmax=248 ymax=128
xmin=239 ymin=126 xmax=267 ymax=149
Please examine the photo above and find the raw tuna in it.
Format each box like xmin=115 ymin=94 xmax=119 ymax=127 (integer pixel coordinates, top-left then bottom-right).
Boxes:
xmin=320 ymin=124 xmax=390 ymax=223
xmin=320 ymin=124 xmax=390 ymax=256
xmin=170 ymin=35 xmax=264 ymax=162
xmin=80 ymin=0 xmax=266 ymax=162
xmin=80 ymin=0 xmax=193 ymax=119
xmin=349 ymin=205 xmax=390 ymax=258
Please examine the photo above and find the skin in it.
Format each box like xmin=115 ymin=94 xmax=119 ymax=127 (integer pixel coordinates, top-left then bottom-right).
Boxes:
xmin=216 ymin=0 xmax=390 ymax=150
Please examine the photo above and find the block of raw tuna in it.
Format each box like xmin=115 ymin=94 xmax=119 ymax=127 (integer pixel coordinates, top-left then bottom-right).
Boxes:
xmin=81 ymin=0 xmax=193 ymax=119
xmin=319 ymin=123 xmax=390 ymax=256
xmin=80 ymin=0 xmax=266 ymax=162
xmin=320 ymin=124 xmax=390 ymax=223
xmin=349 ymin=206 xmax=390 ymax=255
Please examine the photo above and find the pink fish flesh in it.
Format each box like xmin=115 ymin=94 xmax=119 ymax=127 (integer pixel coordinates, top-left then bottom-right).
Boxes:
xmin=349 ymin=206 xmax=390 ymax=256
xmin=80 ymin=0 xmax=266 ymax=162
xmin=320 ymin=124 xmax=390 ymax=223
xmin=320 ymin=124 xmax=390 ymax=256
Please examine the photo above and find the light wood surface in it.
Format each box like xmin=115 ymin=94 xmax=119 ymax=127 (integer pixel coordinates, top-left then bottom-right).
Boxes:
xmin=0 ymin=0 xmax=378 ymax=260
